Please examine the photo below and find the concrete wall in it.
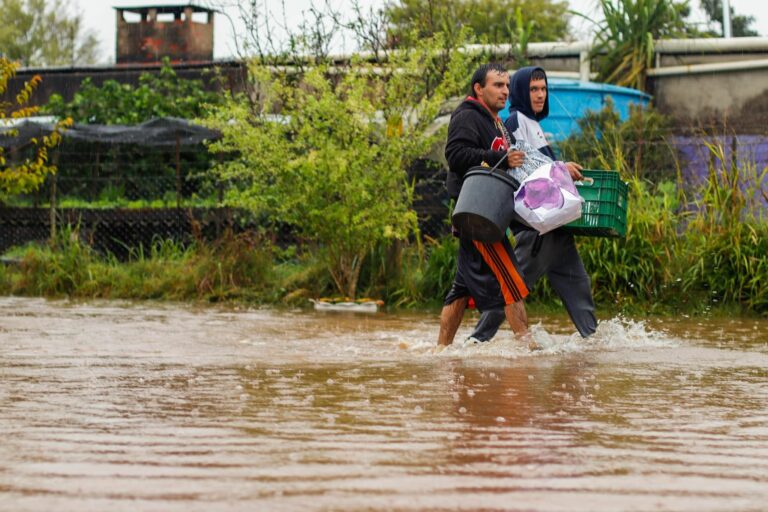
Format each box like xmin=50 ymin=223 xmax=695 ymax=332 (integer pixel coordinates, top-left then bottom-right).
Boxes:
xmin=649 ymin=69 xmax=768 ymax=133
xmin=649 ymin=46 xmax=768 ymax=133
xmin=498 ymin=39 xmax=768 ymax=134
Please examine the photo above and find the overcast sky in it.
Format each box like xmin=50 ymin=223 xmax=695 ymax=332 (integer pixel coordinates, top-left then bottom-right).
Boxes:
xmin=75 ymin=0 xmax=768 ymax=63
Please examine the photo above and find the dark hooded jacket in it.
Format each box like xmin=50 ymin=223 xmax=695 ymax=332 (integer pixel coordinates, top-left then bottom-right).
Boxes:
xmin=445 ymin=96 xmax=515 ymax=199
xmin=504 ymin=66 xmax=555 ymax=160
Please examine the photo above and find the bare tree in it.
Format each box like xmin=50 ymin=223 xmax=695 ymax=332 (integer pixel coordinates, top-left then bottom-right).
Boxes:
xmin=326 ymin=0 xmax=392 ymax=61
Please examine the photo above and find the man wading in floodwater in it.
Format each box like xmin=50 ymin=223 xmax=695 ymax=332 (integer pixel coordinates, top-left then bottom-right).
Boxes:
xmin=438 ymin=63 xmax=538 ymax=351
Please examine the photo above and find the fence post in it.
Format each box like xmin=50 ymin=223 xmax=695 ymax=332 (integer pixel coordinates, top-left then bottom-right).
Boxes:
xmin=216 ymin=152 xmax=224 ymax=238
xmin=49 ymin=151 xmax=59 ymax=242
xmin=579 ymin=50 xmax=591 ymax=82
xmin=175 ymin=136 xmax=182 ymax=209
xmin=92 ymin=147 xmax=100 ymax=201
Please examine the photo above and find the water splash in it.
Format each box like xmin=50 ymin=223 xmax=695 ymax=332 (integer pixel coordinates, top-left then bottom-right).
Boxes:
xmin=404 ymin=315 xmax=680 ymax=358
xmin=589 ymin=315 xmax=681 ymax=349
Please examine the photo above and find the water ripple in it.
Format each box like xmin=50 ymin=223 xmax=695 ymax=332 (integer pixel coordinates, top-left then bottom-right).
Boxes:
xmin=1 ymin=298 xmax=768 ymax=511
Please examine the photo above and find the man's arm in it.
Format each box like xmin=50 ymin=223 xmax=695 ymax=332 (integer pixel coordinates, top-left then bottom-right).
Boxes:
xmin=564 ymin=161 xmax=584 ymax=180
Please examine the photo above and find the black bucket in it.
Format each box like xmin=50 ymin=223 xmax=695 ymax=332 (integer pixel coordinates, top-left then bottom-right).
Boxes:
xmin=452 ymin=167 xmax=519 ymax=242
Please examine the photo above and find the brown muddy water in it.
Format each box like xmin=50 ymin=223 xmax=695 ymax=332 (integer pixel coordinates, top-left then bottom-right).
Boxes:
xmin=1 ymin=297 xmax=767 ymax=512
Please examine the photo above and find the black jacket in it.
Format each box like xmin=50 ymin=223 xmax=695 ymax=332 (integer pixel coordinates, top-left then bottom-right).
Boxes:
xmin=445 ymin=97 xmax=515 ymax=199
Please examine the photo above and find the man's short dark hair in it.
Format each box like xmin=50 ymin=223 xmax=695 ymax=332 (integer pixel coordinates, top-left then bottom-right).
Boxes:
xmin=531 ymin=69 xmax=547 ymax=82
xmin=470 ymin=63 xmax=508 ymax=98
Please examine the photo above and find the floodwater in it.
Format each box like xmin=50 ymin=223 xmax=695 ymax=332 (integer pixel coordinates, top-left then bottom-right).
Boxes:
xmin=1 ymin=297 xmax=767 ymax=512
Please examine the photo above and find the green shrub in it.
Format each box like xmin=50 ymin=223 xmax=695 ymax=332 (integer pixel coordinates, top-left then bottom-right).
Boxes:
xmin=4 ymin=227 xmax=276 ymax=302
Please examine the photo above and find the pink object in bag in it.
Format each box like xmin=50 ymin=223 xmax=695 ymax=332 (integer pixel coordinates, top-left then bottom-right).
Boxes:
xmin=514 ymin=162 xmax=583 ymax=234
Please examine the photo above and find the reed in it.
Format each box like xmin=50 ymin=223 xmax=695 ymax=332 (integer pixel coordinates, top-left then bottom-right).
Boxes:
xmin=681 ymin=146 xmax=768 ymax=312
xmin=575 ymin=134 xmax=768 ymax=314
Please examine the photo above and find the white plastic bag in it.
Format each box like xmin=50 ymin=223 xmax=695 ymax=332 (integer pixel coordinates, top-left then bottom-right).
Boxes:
xmin=513 ymin=161 xmax=583 ymax=235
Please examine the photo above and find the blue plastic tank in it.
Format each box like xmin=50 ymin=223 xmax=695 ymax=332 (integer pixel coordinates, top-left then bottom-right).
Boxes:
xmin=499 ymin=77 xmax=651 ymax=141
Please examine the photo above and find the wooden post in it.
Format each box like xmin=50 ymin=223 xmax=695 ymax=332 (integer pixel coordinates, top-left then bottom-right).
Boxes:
xmin=49 ymin=151 xmax=59 ymax=242
xmin=175 ymin=136 xmax=182 ymax=210
xmin=216 ymin=152 xmax=224 ymax=238
xmin=93 ymin=147 xmax=100 ymax=201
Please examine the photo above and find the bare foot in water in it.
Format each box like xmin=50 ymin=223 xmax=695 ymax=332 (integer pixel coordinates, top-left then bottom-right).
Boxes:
xmin=523 ymin=334 xmax=542 ymax=351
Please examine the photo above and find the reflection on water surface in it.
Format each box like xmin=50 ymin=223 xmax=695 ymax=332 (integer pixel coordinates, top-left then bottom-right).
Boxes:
xmin=1 ymin=297 xmax=767 ymax=511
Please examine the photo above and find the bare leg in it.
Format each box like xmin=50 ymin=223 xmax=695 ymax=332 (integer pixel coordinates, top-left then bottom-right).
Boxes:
xmin=438 ymin=297 xmax=468 ymax=346
xmin=504 ymin=301 xmax=540 ymax=351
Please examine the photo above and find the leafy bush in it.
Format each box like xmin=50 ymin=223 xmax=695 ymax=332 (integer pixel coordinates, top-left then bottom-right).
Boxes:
xmin=1 ymin=57 xmax=71 ymax=198
xmin=205 ymin=32 xmax=475 ymax=299
xmin=44 ymin=59 xmax=223 ymax=125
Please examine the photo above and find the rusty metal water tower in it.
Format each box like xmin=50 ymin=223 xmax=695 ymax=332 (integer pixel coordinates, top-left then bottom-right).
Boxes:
xmin=115 ymin=4 xmax=216 ymax=64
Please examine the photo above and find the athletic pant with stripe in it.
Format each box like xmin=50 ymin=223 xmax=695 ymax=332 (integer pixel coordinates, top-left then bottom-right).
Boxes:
xmin=444 ymin=235 xmax=529 ymax=313
xmin=469 ymin=228 xmax=597 ymax=340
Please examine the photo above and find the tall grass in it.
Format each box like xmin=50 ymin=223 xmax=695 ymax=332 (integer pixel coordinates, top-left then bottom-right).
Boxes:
xmin=355 ymin=234 xmax=457 ymax=308
xmin=578 ymin=178 xmax=686 ymax=310
xmin=577 ymin=137 xmax=768 ymax=314
xmin=680 ymin=148 xmax=768 ymax=312
xmin=3 ymin=228 xmax=276 ymax=302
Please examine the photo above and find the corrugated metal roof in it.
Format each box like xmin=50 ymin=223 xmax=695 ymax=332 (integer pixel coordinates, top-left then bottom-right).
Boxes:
xmin=114 ymin=4 xmax=217 ymax=14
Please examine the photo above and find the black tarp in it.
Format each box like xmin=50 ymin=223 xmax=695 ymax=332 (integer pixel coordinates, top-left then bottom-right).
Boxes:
xmin=0 ymin=117 xmax=221 ymax=149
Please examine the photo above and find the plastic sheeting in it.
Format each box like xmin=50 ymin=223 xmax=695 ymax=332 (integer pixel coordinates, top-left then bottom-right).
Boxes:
xmin=0 ymin=117 xmax=221 ymax=149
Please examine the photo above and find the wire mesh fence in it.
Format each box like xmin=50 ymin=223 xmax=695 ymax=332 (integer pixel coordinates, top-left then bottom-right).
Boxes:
xmin=6 ymin=133 xmax=764 ymax=258
xmin=0 ymin=146 xmax=453 ymax=258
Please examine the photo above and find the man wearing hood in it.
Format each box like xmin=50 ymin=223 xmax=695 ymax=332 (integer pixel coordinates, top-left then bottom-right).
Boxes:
xmin=438 ymin=63 xmax=537 ymax=350
xmin=488 ymin=66 xmax=598 ymax=338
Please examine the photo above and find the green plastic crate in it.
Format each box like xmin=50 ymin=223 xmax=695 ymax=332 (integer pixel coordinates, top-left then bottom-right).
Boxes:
xmin=564 ymin=170 xmax=628 ymax=238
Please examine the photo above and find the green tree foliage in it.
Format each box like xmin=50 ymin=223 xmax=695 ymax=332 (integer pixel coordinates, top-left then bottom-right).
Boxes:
xmin=44 ymin=60 xmax=223 ymax=124
xmin=588 ymin=0 xmax=691 ymax=91
xmin=205 ymin=33 xmax=475 ymax=299
xmin=1 ymin=57 xmax=71 ymax=197
xmin=699 ymin=0 xmax=758 ymax=37
xmin=0 ymin=0 xmax=99 ymax=67
xmin=385 ymin=0 xmax=569 ymax=47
